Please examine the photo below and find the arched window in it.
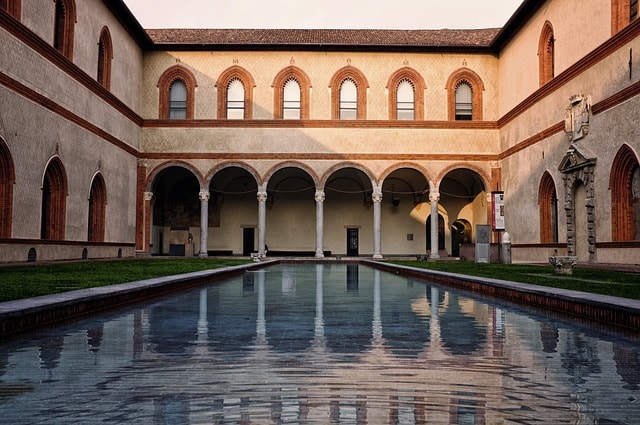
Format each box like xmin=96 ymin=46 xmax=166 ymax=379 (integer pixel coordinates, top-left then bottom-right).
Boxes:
xmin=610 ymin=145 xmax=640 ymax=241
xmin=41 ymin=157 xmax=67 ymax=240
xmin=272 ymin=66 xmax=311 ymax=119
xmin=612 ymin=0 xmax=639 ymax=34
xmin=387 ymin=68 xmax=425 ymax=120
xmin=339 ymin=78 xmax=358 ymax=120
xmin=97 ymin=27 xmax=112 ymax=89
xmin=538 ymin=172 xmax=559 ymax=243
xmin=538 ymin=21 xmax=555 ymax=86
xmin=1 ymin=0 xmax=21 ymax=19
xmin=454 ymin=82 xmax=473 ymax=121
xmin=216 ymin=65 xmax=255 ymax=119
xmin=0 ymin=138 xmax=14 ymax=238
xmin=88 ymin=174 xmax=107 ymax=242
xmin=169 ymin=80 xmax=188 ymax=119
xmin=446 ymin=68 xmax=484 ymax=121
xmin=157 ymin=65 xmax=197 ymax=119
xmin=330 ymin=65 xmax=368 ymax=120
xmin=53 ymin=0 xmax=76 ymax=60
xmin=226 ymin=78 xmax=245 ymax=119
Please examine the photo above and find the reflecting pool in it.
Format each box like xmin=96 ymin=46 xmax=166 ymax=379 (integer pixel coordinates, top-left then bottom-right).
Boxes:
xmin=1 ymin=263 xmax=639 ymax=424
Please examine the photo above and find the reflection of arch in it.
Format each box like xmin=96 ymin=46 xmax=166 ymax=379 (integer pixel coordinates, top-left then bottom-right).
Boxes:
xmin=386 ymin=67 xmax=425 ymax=120
xmin=610 ymin=144 xmax=640 ymax=241
xmin=445 ymin=68 xmax=484 ymax=121
xmin=329 ymin=65 xmax=369 ymax=120
xmin=272 ymin=66 xmax=312 ymax=119
xmin=538 ymin=171 xmax=559 ymax=243
xmin=88 ymin=173 xmax=107 ymax=242
xmin=0 ymin=138 xmax=14 ymax=238
xmin=41 ymin=157 xmax=67 ymax=240
xmin=157 ymin=65 xmax=197 ymax=119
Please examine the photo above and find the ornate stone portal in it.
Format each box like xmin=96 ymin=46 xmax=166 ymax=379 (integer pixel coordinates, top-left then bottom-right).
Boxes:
xmin=558 ymin=95 xmax=597 ymax=263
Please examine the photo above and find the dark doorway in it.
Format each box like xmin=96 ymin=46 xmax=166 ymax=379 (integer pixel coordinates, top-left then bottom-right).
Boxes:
xmin=243 ymin=227 xmax=255 ymax=255
xmin=347 ymin=228 xmax=359 ymax=256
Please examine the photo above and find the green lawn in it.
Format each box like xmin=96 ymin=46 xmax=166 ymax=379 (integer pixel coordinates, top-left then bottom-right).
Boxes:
xmin=0 ymin=258 xmax=250 ymax=302
xmin=386 ymin=260 xmax=640 ymax=300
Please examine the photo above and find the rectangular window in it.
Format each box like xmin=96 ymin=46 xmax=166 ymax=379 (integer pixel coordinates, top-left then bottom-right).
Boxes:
xmin=397 ymin=101 xmax=415 ymax=120
xmin=283 ymin=100 xmax=301 ymax=119
xmin=227 ymin=101 xmax=244 ymax=119
xmin=632 ymin=0 xmax=639 ymax=21
xmin=340 ymin=101 xmax=358 ymax=120
xmin=169 ymin=101 xmax=187 ymax=119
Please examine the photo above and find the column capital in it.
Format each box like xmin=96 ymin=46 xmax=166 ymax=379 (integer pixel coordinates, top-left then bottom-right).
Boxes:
xmin=257 ymin=191 xmax=268 ymax=203
xmin=199 ymin=190 xmax=210 ymax=201
xmin=143 ymin=191 xmax=153 ymax=201
xmin=372 ymin=191 xmax=383 ymax=203
xmin=137 ymin=159 xmax=149 ymax=168
xmin=315 ymin=190 xmax=325 ymax=203
xmin=429 ymin=191 xmax=440 ymax=202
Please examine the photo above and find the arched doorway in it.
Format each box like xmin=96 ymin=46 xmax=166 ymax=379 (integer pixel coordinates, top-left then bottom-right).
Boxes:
xmin=151 ymin=166 xmax=200 ymax=255
xmin=41 ymin=157 xmax=67 ymax=240
xmin=451 ymin=219 xmax=471 ymax=257
xmin=88 ymin=173 xmax=107 ymax=242
xmin=209 ymin=166 xmax=259 ymax=255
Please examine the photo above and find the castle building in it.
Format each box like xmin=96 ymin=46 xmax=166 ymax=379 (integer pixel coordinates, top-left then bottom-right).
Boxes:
xmin=0 ymin=0 xmax=638 ymax=264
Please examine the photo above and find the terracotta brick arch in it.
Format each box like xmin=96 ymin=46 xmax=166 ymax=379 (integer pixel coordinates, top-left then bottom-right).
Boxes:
xmin=41 ymin=156 xmax=67 ymax=240
xmin=610 ymin=144 xmax=640 ymax=241
xmin=0 ymin=137 xmax=14 ymax=238
xmin=272 ymin=66 xmax=312 ymax=119
xmin=216 ymin=65 xmax=256 ymax=119
xmin=53 ymin=0 xmax=76 ymax=60
xmin=88 ymin=173 xmax=107 ymax=242
xmin=538 ymin=171 xmax=559 ymax=243
xmin=538 ymin=21 xmax=555 ymax=86
xmin=1 ymin=0 xmax=21 ymax=19
xmin=320 ymin=162 xmax=376 ymax=189
xmin=329 ymin=65 xmax=369 ymax=120
xmin=445 ymin=67 xmax=484 ymax=120
xmin=97 ymin=26 xmax=113 ymax=89
xmin=157 ymin=65 xmax=198 ymax=119
xmin=386 ymin=67 xmax=425 ymax=120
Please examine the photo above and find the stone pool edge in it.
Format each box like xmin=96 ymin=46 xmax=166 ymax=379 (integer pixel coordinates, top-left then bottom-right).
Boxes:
xmin=0 ymin=260 xmax=278 ymax=337
xmin=364 ymin=260 xmax=640 ymax=332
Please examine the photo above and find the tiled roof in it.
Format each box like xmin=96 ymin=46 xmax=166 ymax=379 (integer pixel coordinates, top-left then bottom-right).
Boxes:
xmin=146 ymin=28 xmax=501 ymax=49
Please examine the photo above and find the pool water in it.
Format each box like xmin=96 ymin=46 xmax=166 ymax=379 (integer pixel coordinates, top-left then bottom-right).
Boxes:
xmin=0 ymin=263 xmax=639 ymax=424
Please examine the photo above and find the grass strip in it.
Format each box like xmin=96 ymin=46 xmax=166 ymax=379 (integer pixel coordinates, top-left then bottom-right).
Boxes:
xmin=0 ymin=258 xmax=250 ymax=303
xmin=386 ymin=260 xmax=640 ymax=300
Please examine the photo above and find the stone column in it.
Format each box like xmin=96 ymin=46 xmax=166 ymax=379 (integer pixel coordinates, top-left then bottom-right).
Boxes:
xmin=143 ymin=191 xmax=153 ymax=254
xmin=257 ymin=191 xmax=267 ymax=257
xmin=198 ymin=189 xmax=209 ymax=257
xmin=429 ymin=191 xmax=440 ymax=260
xmin=315 ymin=190 xmax=325 ymax=258
xmin=372 ymin=189 xmax=383 ymax=259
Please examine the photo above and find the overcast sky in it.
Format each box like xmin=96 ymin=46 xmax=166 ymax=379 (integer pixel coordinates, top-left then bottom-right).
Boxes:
xmin=122 ymin=0 xmax=524 ymax=30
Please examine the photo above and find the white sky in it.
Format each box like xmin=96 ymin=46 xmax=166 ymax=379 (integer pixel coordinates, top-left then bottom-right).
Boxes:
xmin=122 ymin=0 xmax=524 ymax=30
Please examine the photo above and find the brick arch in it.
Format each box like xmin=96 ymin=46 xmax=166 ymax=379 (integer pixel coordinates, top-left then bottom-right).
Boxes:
xmin=329 ymin=65 xmax=369 ymax=120
xmin=54 ymin=0 xmax=76 ymax=60
xmin=88 ymin=173 xmax=107 ymax=242
xmin=538 ymin=171 xmax=559 ymax=243
xmin=41 ymin=157 xmax=67 ymax=240
xmin=205 ymin=161 xmax=262 ymax=187
xmin=379 ymin=162 xmax=433 ymax=187
xmin=216 ymin=65 xmax=256 ymax=119
xmin=446 ymin=68 xmax=484 ymax=120
xmin=0 ymin=137 xmax=14 ymax=238
xmin=435 ymin=163 xmax=490 ymax=190
xmin=386 ymin=67 xmax=425 ymax=120
xmin=1 ymin=0 xmax=21 ymax=19
xmin=272 ymin=66 xmax=312 ymax=119
xmin=610 ymin=144 xmax=640 ymax=241
xmin=146 ymin=161 xmax=205 ymax=192
xmin=157 ymin=65 xmax=197 ymax=119
xmin=538 ymin=21 xmax=555 ymax=86
xmin=263 ymin=161 xmax=320 ymax=189
xmin=97 ymin=26 xmax=113 ymax=89
xmin=320 ymin=162 xmax=376 ymax=189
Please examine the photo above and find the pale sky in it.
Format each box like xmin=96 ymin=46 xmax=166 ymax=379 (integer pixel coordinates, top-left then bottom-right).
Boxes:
xmin=123 ymin=0 xmax=524 ymax=30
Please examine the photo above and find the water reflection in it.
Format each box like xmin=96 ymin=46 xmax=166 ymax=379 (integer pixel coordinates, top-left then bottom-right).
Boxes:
xmin=0 ymin=263 xmax=638 ymax=424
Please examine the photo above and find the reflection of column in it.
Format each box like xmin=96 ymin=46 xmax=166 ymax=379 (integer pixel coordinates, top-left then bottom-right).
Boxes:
xmin=199 ymin=190 xmax=210 ymax=257
xmin=256 ymin=270 xmax=266 ymax=345
xmin=429 ymin=191 xmax=440 ymax=260
xmin=315 ymin=190 xmax=325 ymax=258
xmin=257 ymin=191 xmax=267 ymax=257
xmin=144 ymin=191 xmax=153 ymax=254
xmin=372 ymin=270 xmax=382 ymax=343
xmin=196 ymin=288 xmax=208 ymax=353
xmin=372 ymin=190 xmax=383 ymax=259
xmin=429 ymin=286 xmax=443 ymax=358
xmin=314 ymin=264 xmax=325 ymax=344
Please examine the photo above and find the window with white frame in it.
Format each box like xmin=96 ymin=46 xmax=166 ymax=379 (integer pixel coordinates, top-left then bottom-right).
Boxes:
xmin=396 ymin=79 xmax=415 ymax=120
xmin=455 ymin=82 xmax=473 ymax=120
xmin=283 ymin=79 xmax=301 ymax=119
xmin=227 ymin=78 xmax=245 ymax=119
xmin=339 ymin=78 xmax=358 ymax=120
xmin=168 ymin=80 xmax=187 ymax=119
